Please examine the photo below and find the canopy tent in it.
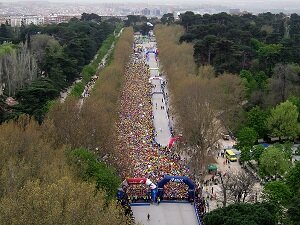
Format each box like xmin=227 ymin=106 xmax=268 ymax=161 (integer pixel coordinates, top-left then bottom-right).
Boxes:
xmin=167 ymin=136 xmax=183 ymax=148
xmin=147 ymin=22 xmax=154 ymax=27
xmin=208 ymin=164 xmax=218 ymax=171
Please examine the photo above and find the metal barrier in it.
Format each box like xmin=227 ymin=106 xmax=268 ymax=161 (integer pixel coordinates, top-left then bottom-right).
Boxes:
xmin=193 ymin=202 xmax=203 ymax=225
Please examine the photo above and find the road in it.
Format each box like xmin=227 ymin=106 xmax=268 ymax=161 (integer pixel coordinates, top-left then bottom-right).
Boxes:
xmin=143 ymin=41 xmax=171 ymax=147
xmin=131 ymin=36 xmax=199 ymax=225
xmin=132 ymin=203 xmax=198 ymax=225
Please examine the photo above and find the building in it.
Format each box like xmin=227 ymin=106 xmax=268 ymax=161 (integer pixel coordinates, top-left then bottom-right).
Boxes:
xmin=153 ymin=8 xmax=161 ymax=17
xmin=44 ymin=14 xmax=80 ymax=24
xmin=0 ymin=17 xmax=8 ymax=25
xmin=141 ymin=8 xmax=151 ymax=16
xmin=0 ymin=14 xmax=80 ymax=27
xmin=5 ymin=15 xmax=44 ymax=27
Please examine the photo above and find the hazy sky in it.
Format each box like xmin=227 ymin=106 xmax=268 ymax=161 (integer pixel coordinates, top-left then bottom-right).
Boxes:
xmin=1 ymin=0 xmax=299 ymax=3
xmin=1 ymin=0 xmax=300 ymax=10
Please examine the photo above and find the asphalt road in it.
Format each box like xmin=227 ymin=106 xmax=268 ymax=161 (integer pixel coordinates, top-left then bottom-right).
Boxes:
xmin=143 ymin=42 xmax=171 ymax=147
xmin=132 ymin=203 xmax=198 ymax=225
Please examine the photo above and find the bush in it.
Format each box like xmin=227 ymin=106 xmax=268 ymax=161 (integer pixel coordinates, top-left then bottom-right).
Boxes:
xmin=70 ymin=82 xmax=85 ymax=97
xmin=82 ymin=65 xmax=96 ymax=82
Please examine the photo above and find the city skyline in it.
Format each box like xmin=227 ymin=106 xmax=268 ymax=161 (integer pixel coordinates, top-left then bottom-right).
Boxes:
xmin=1 ymin=0 xmax=300 ymax=19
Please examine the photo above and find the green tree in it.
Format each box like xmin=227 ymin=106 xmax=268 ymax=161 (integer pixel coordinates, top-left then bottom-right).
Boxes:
xmin=287 ymin=194 xmax=300 ymax=225
xmin=240 ymin=70 xmax=258 ymax=98
xmin=237 ymin=127 xmax=258 ymax=149
xmin=257 ymin=43 xmax=283 ymax=75
xmin=236 ymin=127 xmax=258 ymax=162
xmin=259 ymin=146 xmax=290 ymax=177
xmin=179 ymin=11 xmax=195 ymax=31
xmin=289 ymin=96 xmax=300 ymax=121
xmin=267 ymin=100 xmax=300 ymax=139
xmin=285 ymin=161 xmax=300 ymax=194
xmin=69 ymin=148 xmax=120 ymax=199
xmin=15 ymin=78 xmax=60 ymax=123
xmin=246 ymin=106 xmax=269 ymax=138
xmin=203 ymin=202 xmax=277 ymax=225
xmin=194 ymin=35 xmax=217 ymax=66
xmin=161 ymin=13 xmax=175 ymax=25
xmin=0 ymin=24 xmax=14 ymax=43
xmin=252 ymin=145 xmax=265 ymax=163
xmin=263 ymin=181 xmax=292 ymax=206
xmin=274 ymin=142 xmax=293 ymax=160
xmin=80 ymin=13 xmax=101 ymax=22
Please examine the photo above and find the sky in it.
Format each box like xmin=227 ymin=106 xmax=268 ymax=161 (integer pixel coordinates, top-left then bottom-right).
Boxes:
xmin=1 ymin=0 xmax=300 ymax=10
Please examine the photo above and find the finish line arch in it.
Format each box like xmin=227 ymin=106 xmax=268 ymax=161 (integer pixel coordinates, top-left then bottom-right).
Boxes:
xmin=157 ymin=175 xmax=195 ymax=201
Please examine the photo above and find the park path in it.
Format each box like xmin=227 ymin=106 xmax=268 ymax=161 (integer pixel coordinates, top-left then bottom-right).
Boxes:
xmin=142 ymin=41 xmax=171 ymax=147
xmin=59 ymin=28 xmax=123 ymax=104
xmin=132 ymin=203 xmax=198 ymax=225
xmin=132 ymin=35 xmax=198 ymax=225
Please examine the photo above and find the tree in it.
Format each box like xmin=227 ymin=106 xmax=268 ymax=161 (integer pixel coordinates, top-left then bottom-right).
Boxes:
xmin=15 ymin=78 xmax=60 ymax=123
xmin=246 ymin=106 xmax=269 ymax=138
xmin=194 ymin=35 xmax=217 ymax=66
xmin=179 ymin=11 xmax=195 ymax=31
xmin=43 ymin=41 xmax=67 ymax=87
xmin=257 ymin=43 xmax=282 ymax=75
xmin=259 ymin=146 xmax=291 ymax=177
xmin=176 ymin=78 xmax=223 ymax=177
xmin=285 ymin=161 xmax=300 ymax=194
xmin=288 ymin=96 xmax=300 ymax=121
xmin=267 ymin=100 xmax=300 ymax=139
xmin=203 ymin=202 xmax=277 ymax=225
xmin=80 ymin=13 xmax=101 ymax=22
xmin=273 ymin=142 xmax=293 ymax=160
xmin=161 ymin=13 xmax=175 ymax=25
xmin=240 ymin=70 xmax=258 ymax=98
xmin=69 ymin=148 xmax=121 ymax=199
xmin=0 ymin=24 xmax=14 ymax=43
xmin=0 ymin=44 xmax=38 ymax=96
xmin=213 ymin=38 xmax=240 ymax=73
xmin=0 ymin=177 xmax=130 ymax=225
xmin=263 ymin=181 xmax=292 ymax=206
xmin=218 ymin=171 xmax=256 ymax=207
xmin=287 ymin=194 xmax=300 ymax=225
xmin=252 ymin=145 xmax=265 ymax=163
xmin=237 ymin=127 xmax=258 ymax=150
xmin=236 ymin=127 xmax=258 ymax=162
xmin=214 ymin=73 xmax=245 ymax=131
xmin=30 ymin=34 xmax=59 ymax=70
xmin=268 ymin=64 xmax=300 ymax=106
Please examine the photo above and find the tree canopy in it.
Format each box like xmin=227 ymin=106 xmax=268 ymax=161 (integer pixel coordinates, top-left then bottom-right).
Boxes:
xmin=267 ymin=100 xmax=300 ymax=139
xmin=259 ymin=146 xmax=291 ymax=177
xmin=203 ymin=202 xmax=277 ymax=225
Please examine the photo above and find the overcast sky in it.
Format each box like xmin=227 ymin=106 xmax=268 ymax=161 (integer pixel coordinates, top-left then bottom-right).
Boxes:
xmin=1 ymin=0 xmax=300 ymax=10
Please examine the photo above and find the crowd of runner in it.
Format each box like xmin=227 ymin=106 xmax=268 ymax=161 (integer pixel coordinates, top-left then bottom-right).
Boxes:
xmin=115 ymin=36 xmax=191 ymax=201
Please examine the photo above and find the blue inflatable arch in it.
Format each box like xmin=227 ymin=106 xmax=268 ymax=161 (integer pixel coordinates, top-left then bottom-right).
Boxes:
xmin=157 ymin=175 xmax=195 ymax=201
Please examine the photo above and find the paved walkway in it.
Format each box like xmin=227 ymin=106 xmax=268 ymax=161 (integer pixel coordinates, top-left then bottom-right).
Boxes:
xmin=132 ymin=203 xmax=198 ymax=225
xmin=130 ymin=35 xmax=198 ymax=225
xmin=142 ymin=41 xmax=171 ymax=147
